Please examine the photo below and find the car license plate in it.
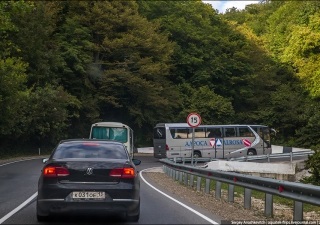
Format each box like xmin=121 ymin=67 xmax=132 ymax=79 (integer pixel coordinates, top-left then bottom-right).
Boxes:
xmin=72 ymin=191 xmax=105 ymax=199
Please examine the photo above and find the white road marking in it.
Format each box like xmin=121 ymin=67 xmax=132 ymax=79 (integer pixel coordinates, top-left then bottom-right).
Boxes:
xmin=0 ymin=158 xmax=42 ymax=167
xmin=140 ymin=168 xmax=219 ymax=224
xmin=0 ymin=160 xmax=218 ymax=224
xmin=0 ymin=192 xmax=38 ymax=224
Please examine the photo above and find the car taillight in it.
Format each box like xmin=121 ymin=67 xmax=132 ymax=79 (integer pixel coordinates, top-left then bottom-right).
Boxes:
xmin=165 ymin=144 xmax=169 ymax=151
xmin=110 ymin=168 xmax=135 ymax=179
xmin=43 ymin=166 xmax=70 ymax=177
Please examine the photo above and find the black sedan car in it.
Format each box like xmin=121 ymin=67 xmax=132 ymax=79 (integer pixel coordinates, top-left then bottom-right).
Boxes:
xmin=37 ymin=139 xmax=141 ymax=222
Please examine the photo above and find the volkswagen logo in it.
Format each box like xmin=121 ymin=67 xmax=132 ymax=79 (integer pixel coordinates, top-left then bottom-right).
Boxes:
xmin=86 ymin=168 xmax=93 ymax=175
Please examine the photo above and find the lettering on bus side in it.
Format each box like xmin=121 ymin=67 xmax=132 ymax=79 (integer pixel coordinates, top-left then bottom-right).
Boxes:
xmin=185 ymin=141 xmax=208 ymax=147
xmin=185 ymin=139 xmax=245 ymax=147
xmin=224 ymin=140 xmax=243 ymax=145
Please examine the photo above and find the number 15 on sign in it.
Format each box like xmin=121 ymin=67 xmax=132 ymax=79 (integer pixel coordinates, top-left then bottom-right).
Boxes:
xmin=187 ymin=113 xmax=201 ymax=127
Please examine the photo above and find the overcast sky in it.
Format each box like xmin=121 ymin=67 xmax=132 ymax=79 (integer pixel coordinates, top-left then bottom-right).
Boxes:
xmin=203 ymin=1 xmax=260 ymax=13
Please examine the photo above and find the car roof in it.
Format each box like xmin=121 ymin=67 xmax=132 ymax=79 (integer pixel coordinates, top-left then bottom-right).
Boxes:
xmin=58 ymin=139 xmax=123 ymax=145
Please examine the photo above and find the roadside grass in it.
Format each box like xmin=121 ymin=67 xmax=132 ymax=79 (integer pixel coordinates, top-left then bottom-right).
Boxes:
xmin=178 ymin=174 xmax=320 ymax=214
xmin=208 ymin=178 xmax=320 ymax=213
xmin=0 ymin=147 xmax=52 ymax=160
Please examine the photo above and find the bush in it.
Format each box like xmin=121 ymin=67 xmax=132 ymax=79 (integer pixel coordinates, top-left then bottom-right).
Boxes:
xmin=301 ymin=149 xmax=320 ymax=186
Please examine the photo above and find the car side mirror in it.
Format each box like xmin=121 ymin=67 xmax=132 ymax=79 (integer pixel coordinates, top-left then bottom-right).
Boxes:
xmin=132 ymin=159 xmax=141 ymax=166
xmin=42 ymin=158 xmax=49 ymax=164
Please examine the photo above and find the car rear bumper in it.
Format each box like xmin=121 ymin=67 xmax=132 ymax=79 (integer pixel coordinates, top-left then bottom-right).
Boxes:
xmin=37 ymin=199 xmax=140 ymax=217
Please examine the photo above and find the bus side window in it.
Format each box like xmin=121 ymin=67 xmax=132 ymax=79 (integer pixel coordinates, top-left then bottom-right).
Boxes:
xmin=173 ymin=128 xmax=189 ymax=139
xmin=194 ymin=128 xmax=205 ymax=138
xmin=239 ymin=127 xmax=253 ymax=137
xmin=207 ymin=128 xmax=222 ymax=138
xmin=170 ymin=129 xmax=176 ymax=138
xmin=224 ymin=128 xmax=236 ymax=137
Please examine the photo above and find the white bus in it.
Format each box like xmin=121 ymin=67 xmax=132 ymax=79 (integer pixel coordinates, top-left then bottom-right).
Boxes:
xmin=153 ymin=123 xmax=272 ymax=160
xmin=89 ymin=122 xmax=134 ymax=158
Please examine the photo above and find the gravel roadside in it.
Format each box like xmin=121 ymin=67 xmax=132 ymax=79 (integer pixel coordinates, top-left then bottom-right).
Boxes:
xmin=143 ymin=168 xmax=320 ymax=222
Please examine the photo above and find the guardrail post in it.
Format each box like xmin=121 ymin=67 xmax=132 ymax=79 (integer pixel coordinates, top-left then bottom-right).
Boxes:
xmin=175 ymin=170 xmax=179 ymax=180
xmin=228 ymin=184 xmax=234 ymax=203
xmin=265 ymin=193 xmax=273 ymax=218
xmin=182 ymin=157 xmax=185 ymax=165
xmin=244 ymin=188 xmax=252 ymax=209
xmin=179 ymin=171 xmax=183 ymax=183
xmin=184 ymin=173 xmax=188 ymax=186
xmin=197 ymin=177 xmax=201 ymax=192
xmin=290 ymin=152 xmax=293 ymax=163
xmin=293 ymin=201 xmax=303 ymax=221
xmin=190 ymin=175 xmax=194 ymax=187
xmin=159 ymin=159 xmax=320 ymax=219
xmin=205 ymin=179 xmax=210 ymax=194
xmin=267 ymin=154 xmax=270 ymax=163
xmin=215 ymin=181 xmax=222 ymax=199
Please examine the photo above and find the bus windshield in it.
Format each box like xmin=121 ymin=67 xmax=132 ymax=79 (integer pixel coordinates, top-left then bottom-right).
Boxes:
xmin=91 ymin=127 xmax=128 ymax=143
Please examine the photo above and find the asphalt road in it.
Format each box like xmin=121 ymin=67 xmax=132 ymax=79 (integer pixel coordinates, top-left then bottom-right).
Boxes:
xmin=0 ymin=155 xmax=221 ymax=224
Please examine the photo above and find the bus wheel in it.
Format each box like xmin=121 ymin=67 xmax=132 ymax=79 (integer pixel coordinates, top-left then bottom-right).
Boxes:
xmin=247 ymin=149 xmax=257 ymax=156
xmin=193 ymin=151 xmax=201 ymax=158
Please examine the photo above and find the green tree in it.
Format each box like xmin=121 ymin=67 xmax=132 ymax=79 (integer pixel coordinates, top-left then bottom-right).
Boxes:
xmin=0 ymin=58 xmax=28 ymax=136
xmin=302 ymin=150 xmax=320 ymax=186
xmin=139 ymin=0 xmax=261 ymax=125
xmin=52 ymin=1 xmax=100 ymax=137
xmin=61 ymin=1 xmax=181 ymax=144
xmin=177 ymin=84 xmax=235 ymax=124
xmin=24 ymin=85 xmax=80 ymax=146
xmin=9 ymin=1 xmax=63 ymax=87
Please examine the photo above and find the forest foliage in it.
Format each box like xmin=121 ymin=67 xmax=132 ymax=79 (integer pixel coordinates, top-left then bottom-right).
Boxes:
xmin=0 ymin=0 xmax=319 ymax=155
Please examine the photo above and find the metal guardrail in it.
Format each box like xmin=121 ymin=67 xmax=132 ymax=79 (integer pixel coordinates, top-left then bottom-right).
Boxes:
xmin=169 ymin=150 xmax=314 ymax=164
xmin=229 ymin=150 xmax=315 ymax=162
xmin=169 ymin=157 xmax=213 ymax=164
xmin=160 ymin=158 xmax=320 ymax=221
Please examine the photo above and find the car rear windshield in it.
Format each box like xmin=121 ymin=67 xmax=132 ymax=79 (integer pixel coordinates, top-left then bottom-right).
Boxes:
xmin=53 ymin=142 xmax=128 ymax=159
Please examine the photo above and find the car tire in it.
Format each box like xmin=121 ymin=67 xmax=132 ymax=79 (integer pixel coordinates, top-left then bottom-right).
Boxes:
xmin=247 ymin=149 xmax=257 ymax=156
xmin=193 ymin=151 xmax=201 ymax=158
xmin=37 ymin=214 xmax=50 ymax=222
xmin=126 ymin=200 xmax=140 ymax=222
xmin=127 ymin=213 xmax=140 ymax=222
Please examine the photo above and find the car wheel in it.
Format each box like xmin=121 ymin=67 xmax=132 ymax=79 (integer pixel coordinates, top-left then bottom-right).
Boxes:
xmin=37 ymin=203 xmax=50 ymax=222
xmin=247 ymin=149 xmax=257 ymax=156
xmin=126 ymin=200 xmax=140 ymax=222
xmin=37 ymin=214 xmax=50 ymax=222
xmin=193 ymin=152 xmax=201 ymax=158
xmin=127 ymin=213 xmax=140 ymax=222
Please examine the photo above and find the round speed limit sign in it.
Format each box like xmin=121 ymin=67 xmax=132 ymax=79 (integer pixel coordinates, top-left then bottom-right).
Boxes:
xmin=187 ymin=113 xmax=201 ymax=127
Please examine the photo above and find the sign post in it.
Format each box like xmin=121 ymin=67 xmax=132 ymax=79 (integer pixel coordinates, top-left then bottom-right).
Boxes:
xmin=187 ymin=113 xmax=201 ymax=166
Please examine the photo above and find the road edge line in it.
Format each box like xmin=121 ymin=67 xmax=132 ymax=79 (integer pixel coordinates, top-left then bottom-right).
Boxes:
xmin=140 ymin=167 xmax=219 ymax=224
xmin=0 ymin=192 xmax=38 ymax=224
